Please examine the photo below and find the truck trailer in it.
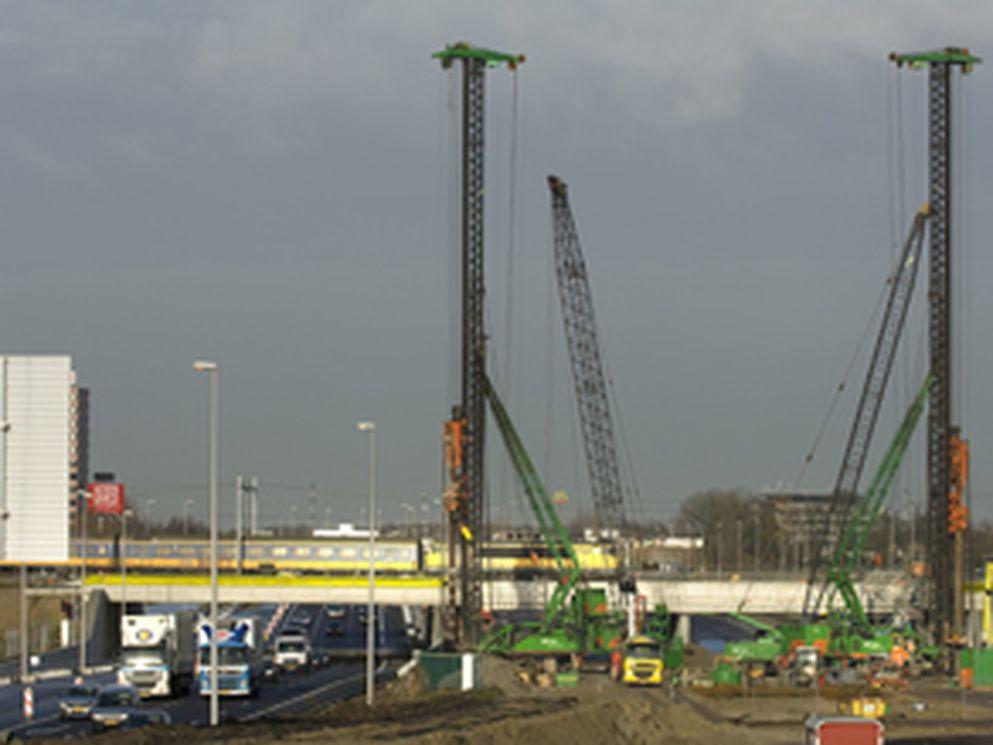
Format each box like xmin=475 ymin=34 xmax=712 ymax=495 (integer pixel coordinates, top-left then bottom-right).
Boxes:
xmin=118 ymin=612 xmax=196 ymax=697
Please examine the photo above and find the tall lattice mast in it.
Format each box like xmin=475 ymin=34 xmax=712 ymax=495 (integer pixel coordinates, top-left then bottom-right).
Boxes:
xmin=434 ymin=43 xmax=524 ymax=647
xmin=890 ymin=47 xmax=980 ymax=644
xmin=547 ymin=175 xmax=626 ymax=529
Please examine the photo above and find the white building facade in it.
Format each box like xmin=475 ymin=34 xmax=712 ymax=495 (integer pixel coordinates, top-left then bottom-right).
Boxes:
xmin=0 ymin=355 xmax=72 ymax=562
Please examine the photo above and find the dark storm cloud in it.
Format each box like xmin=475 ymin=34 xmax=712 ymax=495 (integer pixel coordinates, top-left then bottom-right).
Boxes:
xmin=0 ymin=1 xmax=991 ymax=525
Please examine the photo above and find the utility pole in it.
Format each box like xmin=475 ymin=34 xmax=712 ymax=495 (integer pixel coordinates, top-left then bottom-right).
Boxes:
xmin=433 ymin=42 xmax=524 ymax=647
xmin=716 ymin=520 xmax=722 ymax=578
xmin=78 ymin=493 xmax=87 ymax=672
xmin=19 ymin=564 xmax=27 ymax=682
xmin=309 ymin=482 xmax=317 ymax=534
xmin=235 ymin=476 xmax=244 ymax=575
xmin=753 ymin=509 xmax=760 ymax=573
xmin=890 ymin=47 xmax=981 ymax=646
xmin=249 ymin=478 xmax=259 ymax=536
xmin=736 ymin=518 xmax=743 ymax=573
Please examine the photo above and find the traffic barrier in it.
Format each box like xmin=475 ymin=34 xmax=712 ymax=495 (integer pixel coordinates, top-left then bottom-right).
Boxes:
xmin=22 ymin=686 xmax=33 ymax=720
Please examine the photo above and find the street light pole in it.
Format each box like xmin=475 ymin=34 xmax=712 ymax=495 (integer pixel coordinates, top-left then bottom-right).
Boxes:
xmin=121 ymin=509 xmax=133 ymax=613
xmin=78 ymin=491 xmax=88 ymax=673
xmin=357 ymin=421 xmax=376 ymax=707
xmin=235 ymin=476 xmax=243 ymax=575
xmin=194 ymin=360 xmax=220 ymax=727
xmin=184 ymin=498 xmax=194 ymax=536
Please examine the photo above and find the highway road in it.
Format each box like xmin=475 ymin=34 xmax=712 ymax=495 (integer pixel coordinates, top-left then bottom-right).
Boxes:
xmin=5 ymin=602 xmax=412 ymax=739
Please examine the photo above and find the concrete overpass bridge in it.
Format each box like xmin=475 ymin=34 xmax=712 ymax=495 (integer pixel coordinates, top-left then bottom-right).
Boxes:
xmin=85 ymin=571 xmax=923 ymax=616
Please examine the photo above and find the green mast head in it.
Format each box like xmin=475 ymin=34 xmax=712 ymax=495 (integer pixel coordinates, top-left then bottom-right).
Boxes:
xmin=890 ymin=47 xmax=982 ymax=73
xmin=433 ymin=42 xmax=525 ymax=70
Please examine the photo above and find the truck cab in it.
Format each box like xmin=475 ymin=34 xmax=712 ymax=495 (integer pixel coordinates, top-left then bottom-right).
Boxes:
xmin=197 ymin=617 xmax=263 ymax=697
xmin=118 ymin=613 xmax=195 ymax=698
xmin=273 ymin=634 xmax=311 ymax=671
xmin=622 ymin=635 xmax=664 ymax=685
xmin=804 ymin=715 xmax=884 ymax=744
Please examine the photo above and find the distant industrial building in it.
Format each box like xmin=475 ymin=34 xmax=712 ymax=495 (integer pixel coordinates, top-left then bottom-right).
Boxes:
xmin=0 ymin=355 xmax=74 ymax=562
xmin=763 ymin=490 xmax=850 ymax=567
xmin=69 ymin=382 xmax=89 ymax=495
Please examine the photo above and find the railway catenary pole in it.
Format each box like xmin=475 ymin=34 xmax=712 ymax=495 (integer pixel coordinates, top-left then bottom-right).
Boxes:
xmin=890 ymin=47 xmax=981 ymax=647
xmin=433 ymin=43 xmax=524 ymax=647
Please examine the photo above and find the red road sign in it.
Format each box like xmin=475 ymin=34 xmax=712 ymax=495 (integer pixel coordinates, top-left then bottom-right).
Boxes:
xmin=87 ymin=482 xmax=125 ymax=515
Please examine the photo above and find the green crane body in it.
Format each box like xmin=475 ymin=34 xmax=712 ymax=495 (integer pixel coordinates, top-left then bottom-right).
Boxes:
xmin=719 ymin=376 xmax=935 ymax=672
xmin=480 ymin=373 xmax=622 ymax=656
xmin=432 ymin=42 xmax=525 ymax=69
xmin=483 ymin=372 xmax=583 ymax=628
xmin=724 ymin=613 xmax=787 ymax=664
xmin=827 ymin=374 xmax=935 ymax=636
xmin=889 ymin=47 xmax=981 ymax=71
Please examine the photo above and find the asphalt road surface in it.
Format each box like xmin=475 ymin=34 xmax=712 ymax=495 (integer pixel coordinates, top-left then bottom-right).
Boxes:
xmin=6 ymin=602 xmax=410 ymax=739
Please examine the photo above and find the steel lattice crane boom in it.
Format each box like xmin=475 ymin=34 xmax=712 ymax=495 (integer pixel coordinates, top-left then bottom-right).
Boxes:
xmin=548 ymin=175 xmax=626 ymax=528
xmin=804 ymin=205 xmax=930 ymax=616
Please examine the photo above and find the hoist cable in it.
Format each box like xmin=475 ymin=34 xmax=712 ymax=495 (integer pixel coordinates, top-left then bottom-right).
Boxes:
xmin=794 ymin=280 xmax=890 ymax=488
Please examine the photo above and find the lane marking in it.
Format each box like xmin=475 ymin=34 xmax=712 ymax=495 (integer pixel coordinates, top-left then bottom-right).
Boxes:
xmin=240 ymin=671 xmax=367 ymax=722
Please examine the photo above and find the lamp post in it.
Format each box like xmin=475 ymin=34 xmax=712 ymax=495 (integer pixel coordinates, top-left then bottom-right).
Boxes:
xmin=357 ymin=420 xmax=376 ymax=707
xmin=145 ymin=498 xmax=156 ymax=536
xmin=77 ymin=491 xmax=88 ymax=673
xmin=235 ymin=476 xmax=243 ymax=575
xmin=193 ymin=360 xmax=219 ymax=727
xmin=120 ymin=508 xmax=133 ymax=613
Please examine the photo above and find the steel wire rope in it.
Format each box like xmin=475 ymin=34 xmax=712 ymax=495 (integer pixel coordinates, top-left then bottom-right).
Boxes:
xmin=743 ymin=223 xmax=915 ymax=604
xmin=793 ymin=273 xmax=891 ymax=489
xmin=957 ymin=72 xmax=976 ymax=632
xmin=891 ymin=61 xmax=916 ymax=566
xmin=542 ymin=202 xmax=557 ymax=510
xmin=600 ymin=328 xmax=646 ymax=525
xmin=495 ymin=70 xmax=524 ymax=532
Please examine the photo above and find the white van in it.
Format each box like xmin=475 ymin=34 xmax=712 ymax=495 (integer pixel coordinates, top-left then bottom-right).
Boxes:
xmin=273 ymin=634 xmax=311 ymax=671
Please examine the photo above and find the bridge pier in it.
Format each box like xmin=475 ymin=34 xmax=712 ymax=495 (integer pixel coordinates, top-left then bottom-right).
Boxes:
xmin=675 ymin=614 xmax=691 ymax=645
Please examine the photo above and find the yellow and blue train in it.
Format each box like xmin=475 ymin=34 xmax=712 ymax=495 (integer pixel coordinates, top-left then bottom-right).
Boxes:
xmin=68 ymin=538 xmax=619 ymax=575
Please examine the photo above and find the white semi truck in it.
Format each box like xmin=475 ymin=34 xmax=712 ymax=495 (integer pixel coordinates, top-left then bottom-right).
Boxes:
xmin=118 ymin=612 xmax=196 ymax=697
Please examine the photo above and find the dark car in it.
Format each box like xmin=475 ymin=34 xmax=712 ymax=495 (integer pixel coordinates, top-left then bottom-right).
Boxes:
xmin=326 ymin=619 xmax=344 ymax=637
xmin=90 ymin=685 xmax=141 ymax=733
xmin=119 ymin=708 xmax=171 ymax=730
xmin=59 ymin=684 xmax=99 ymax=720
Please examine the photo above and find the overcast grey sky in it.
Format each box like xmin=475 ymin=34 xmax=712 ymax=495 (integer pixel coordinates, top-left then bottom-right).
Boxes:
xmin=1 ymin=1 xmax=991 ymax=529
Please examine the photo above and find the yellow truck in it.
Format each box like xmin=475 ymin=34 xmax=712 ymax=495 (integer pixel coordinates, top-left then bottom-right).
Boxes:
xmin=622 ymin=636 xmax=664 ymax=685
